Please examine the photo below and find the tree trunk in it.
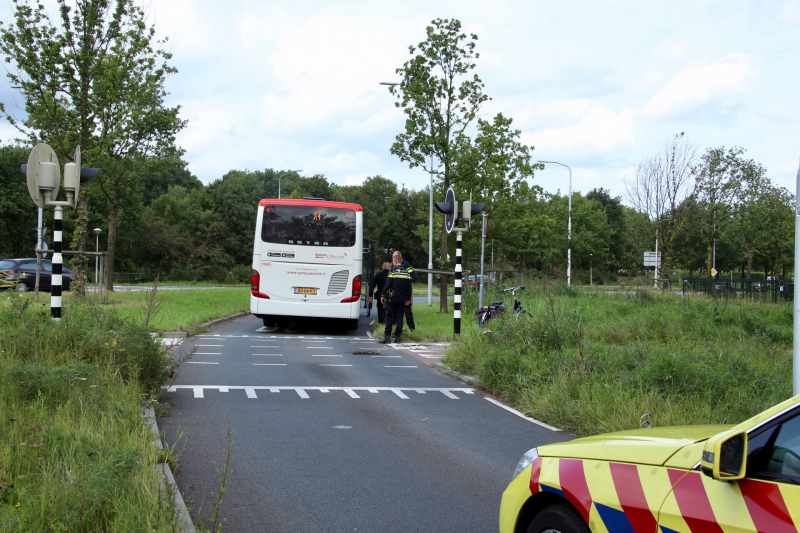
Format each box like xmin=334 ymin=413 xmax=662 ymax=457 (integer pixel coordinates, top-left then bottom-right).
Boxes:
xmin=747 ymin=250 xmax=753 ymax=279
xmin=72 ymin=187 xmax=90 ymax=299
xmin=439 ymin=221 xmax=448 ymax=312
xmin=104 ymin=202 xmax=118 ymax=292
xmin=706 ymin=242 xmax=713 ymax=279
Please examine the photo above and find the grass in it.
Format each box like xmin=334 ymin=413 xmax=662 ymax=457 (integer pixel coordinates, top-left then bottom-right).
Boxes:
xmin=21 ymin=288 xmax=250 ymax=333
xmin=0 ymin=293 xmax=179 ymax=531
xmin=442 ymin=281 xmax=794 ymax=436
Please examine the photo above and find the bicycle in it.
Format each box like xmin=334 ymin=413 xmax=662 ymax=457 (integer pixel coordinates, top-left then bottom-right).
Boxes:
xmin=476 ymin=285 xmax=531 ymax=327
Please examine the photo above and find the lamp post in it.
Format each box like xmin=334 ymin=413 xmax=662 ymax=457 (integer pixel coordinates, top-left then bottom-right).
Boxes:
xmin=93 ymin=228 xmax=101 ymax=285
xmin=277 ymin=170 xmax=303 ymax=199
xmin=538 ymin=160 xmax=572 ymax=286
xmin=381 ymin=81 xmax=435 ymax=306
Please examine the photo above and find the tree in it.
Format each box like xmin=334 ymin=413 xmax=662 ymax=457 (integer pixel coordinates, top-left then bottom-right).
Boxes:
xmin=624 ymin=133 xmax=697 ymax=277
xmin=693 ymin=147 xmax=764 ymax=278
xmin=390 ymin=18 xmax=535 ymax=309
xmin=0 ymin=145 xmax=35 ymax=258
xmin=0 ymin=0 xmax=185 ymax=292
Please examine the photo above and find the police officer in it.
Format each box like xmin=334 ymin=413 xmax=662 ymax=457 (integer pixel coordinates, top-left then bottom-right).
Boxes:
xmin=392 ymin=251 xmax=418 ymax=331
xmin=380 ymin=254 xmax=414 ymax=343
xmin=369 ymin=262 xmax=391 ymax=324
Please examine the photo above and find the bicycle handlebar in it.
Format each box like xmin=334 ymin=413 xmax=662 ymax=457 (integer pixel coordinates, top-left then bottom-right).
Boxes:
xmin=497 ymin=285 xmax=526 ymax=294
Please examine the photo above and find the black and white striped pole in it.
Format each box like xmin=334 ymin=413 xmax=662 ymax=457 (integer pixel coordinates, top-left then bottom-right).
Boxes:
xmin=52 ymin=206 xmax=63 ymax=319
xmin=24 ymin=144 xmax=99 ymax=320
xmin=454 ymin=229 xmax=464 ymax=334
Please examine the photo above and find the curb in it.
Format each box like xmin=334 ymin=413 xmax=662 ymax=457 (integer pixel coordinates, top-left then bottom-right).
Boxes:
xmin=144 ymin=407 xmax=196 ymax=533
xmin=433 ymin=362 xmax=477 ymax=385
xmin=198 ymin=311 xmax=250 ymax=330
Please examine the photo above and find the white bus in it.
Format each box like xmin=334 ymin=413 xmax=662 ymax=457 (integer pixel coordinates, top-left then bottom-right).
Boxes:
xmin=250 ymin=198 xmax=363 ymax=330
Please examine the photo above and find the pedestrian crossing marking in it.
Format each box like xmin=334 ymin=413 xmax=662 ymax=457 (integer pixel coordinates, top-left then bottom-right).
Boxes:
xmin=167 ymin=385 xmax=475 ymax=400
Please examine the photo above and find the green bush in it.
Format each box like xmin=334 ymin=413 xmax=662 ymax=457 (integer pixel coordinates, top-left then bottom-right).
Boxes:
xmin=0 ymin=294 xmax=178 ymax=531
xmin=445 ymin=282 xmax=793 ymax=436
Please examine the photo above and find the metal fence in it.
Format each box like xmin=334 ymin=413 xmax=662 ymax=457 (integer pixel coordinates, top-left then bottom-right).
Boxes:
xmin=682 ymin=278 xmax=794 ymax=302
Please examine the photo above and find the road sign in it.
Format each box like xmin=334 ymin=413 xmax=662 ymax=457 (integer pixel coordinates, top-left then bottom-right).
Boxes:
xmin=711 ymin=268 xmax=718 ymax=277
xmin=643 ymin=251 xmax=661 ymax=267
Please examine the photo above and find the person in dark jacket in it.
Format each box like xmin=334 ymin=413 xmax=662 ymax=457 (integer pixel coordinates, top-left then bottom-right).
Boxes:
xmin=380 ymin=254 xmax=414 ymax=343
xmin=392 ymin=251 xmax=418 ymax=331
xmin=370 ymin=262 xmax=391 ymax=324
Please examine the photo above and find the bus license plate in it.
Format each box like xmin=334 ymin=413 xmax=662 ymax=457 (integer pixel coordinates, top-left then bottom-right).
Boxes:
xmin=293 ymin=287 xmax=318 ymax=295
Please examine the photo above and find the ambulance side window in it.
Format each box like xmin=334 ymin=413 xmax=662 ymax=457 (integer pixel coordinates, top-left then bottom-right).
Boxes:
xmin=747 ymin=409 xmax=800 ymax=484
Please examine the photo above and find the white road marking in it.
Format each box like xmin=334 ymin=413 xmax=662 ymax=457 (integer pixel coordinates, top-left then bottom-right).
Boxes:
xmin=253 ymin=354 xmax=283 ymax=356
xmin=306 ymin=347 xmax=333 ymax=349
xmin=168 ymin=386 xmax=474 ymax=400
xmin=319 ymin=364 xmax=352 ymax=367
xmin=252 ymin=363 xmax=287 ymax=366
xmin=302 ymin=340 xmax=327 ymax=343
xmin=195 ymin=353 xmax=222 ymax=355
xmin=197 ymin=345 xmax=223 ymax=347
xmin=187 ymin=362 xmax=219 ymax=364
xmin=484 ymin=397 xmax=562 ymax=431
xmin=371 ymin=355 xmax=401 ymax=358
xmin=385 ymin=366 xmax=418 ymax=368
xmin=312 ymin=354 xmax=342 ymax=357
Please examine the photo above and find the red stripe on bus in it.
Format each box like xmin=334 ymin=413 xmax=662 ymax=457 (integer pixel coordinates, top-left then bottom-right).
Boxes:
xmin=739 ymin=479 xmax=796 ymax=533
xmin=667 ymin=470 xmax=724 ymax=533
xmin=559 ymin=459 xmax=593 ymax=523
xmin=258 ymin=199 xmax=363 ymax=211
xmin=529 ymin=457 xmax=542 ymax=494
xmin=609 ymin=463 xmax=658 ymax=533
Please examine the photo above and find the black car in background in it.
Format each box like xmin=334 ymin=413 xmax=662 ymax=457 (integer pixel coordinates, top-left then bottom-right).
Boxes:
xmin=0 ymin=258 xmax=73 ymax=292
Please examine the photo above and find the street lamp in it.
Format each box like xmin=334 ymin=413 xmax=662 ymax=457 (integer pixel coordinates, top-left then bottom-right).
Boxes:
xmin=381 ymin=81 xmax=435 ymax=306
xmin=93 ymin=228 xmax=101 ymax=285
xmin=277 ymin=170 xmax=302 ymax=199
xmin=538 ymin=161 xmax=572 ymax=286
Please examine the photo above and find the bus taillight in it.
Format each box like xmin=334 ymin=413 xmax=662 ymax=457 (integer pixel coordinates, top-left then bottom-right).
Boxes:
xmin=340 ymin=275 xmax=362 ymax=303
xmin=251 ymin=269 xmax=270 ymax=299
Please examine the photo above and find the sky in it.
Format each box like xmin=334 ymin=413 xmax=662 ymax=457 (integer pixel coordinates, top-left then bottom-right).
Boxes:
xmin=1 ymin=0 xmax=799 ymax=202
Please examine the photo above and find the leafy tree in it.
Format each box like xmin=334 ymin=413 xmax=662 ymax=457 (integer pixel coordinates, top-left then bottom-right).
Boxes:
xmin=0 ymin=0 xmax=186 ymax=292
xmin=0 ymin=145 xmax=35 ymax=258
xmin=389 ymin=18 xmax=535 ymax=309
xmin=693 ymin=146 xmax=763 ymax=278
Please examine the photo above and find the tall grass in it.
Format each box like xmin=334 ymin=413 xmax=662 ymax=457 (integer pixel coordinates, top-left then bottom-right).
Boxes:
xmin=0 ymin=293 xmax=179 ymax=531
xmin=445 ymin=282 xmax=793 ymax=436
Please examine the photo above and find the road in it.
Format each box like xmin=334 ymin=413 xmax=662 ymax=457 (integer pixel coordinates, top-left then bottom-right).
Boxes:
xmin=158 ymin=312 xmax=569 ymax=532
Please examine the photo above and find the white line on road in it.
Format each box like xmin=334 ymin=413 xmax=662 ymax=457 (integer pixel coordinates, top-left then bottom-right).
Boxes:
xmin=252 ymin=363 xmax=287 ymax=366
xmin=253 ymin=354 xmax=283 ymax=356
xmin=168 ymin=386 xmax=474 ymax=400
xmin=197 ymin=345 xmax=223 ymax=347
xmin=312 ymin=354 xmax=342 ymax=357
xmin=187 ymin=362 xmax=219 ymax=364
xmin=370 ymin=355 xmax=401 ymax=358
xmin=195 ymin=353 xmax=221 ymax=355
xmin=305 ymin=347 xmax=333 ymax=349
xmin=484 ymin=397 xmax=562 ymax=431
xmin=385 ymin=366 xmax=418 ymax=368
xmin=319 ymin=364 xmax=352 ymax=367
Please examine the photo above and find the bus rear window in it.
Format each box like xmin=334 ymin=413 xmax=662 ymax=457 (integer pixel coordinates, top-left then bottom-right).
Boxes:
xmin=261 ymin=206 xmax=356 ymax=247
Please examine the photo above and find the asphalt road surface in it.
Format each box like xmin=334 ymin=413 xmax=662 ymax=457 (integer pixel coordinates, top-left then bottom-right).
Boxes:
xmin=158 ymin=312 xmax=570 ymax=532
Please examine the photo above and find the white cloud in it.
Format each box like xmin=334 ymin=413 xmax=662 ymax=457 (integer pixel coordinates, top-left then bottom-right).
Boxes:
xmin=642 ymin=53 xmax=754 ymax=118
xmin=523 ymin=105 xmax=638 ymax=154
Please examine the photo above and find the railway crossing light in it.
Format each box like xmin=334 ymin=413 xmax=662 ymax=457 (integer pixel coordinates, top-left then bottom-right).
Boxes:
xmin=22 ymin=143 xmax=100 ymax=320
